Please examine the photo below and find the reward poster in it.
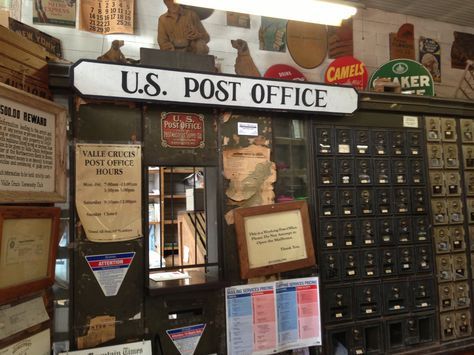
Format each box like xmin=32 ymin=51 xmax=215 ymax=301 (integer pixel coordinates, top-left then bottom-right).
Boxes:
xmin=79 ymin=0 xmax=134 ymax=34
xmin=75 ymin=144 xmax=142 ymax=242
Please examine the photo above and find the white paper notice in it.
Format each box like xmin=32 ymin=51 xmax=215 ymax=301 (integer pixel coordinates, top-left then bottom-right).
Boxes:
xmin=0 ymin=96 xmax=55 ymax=193
xmin=238 ymin=122 xmax=258 ymax=136
xmin=75 ymin=144 xmax=142 ymax=242
xmin=59 ymin=340 xmax=152 ymax=355
xmin=226 ymin=283 xmax=278 ymax=355
xmin=0 ymin=297 xmax=49 ymax=340
xmin=0 ymin=328 xmax=50 ymax=355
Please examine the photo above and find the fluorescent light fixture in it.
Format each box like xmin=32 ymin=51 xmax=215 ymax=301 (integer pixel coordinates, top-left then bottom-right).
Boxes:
xmin=175 ymin=0 xmax=358 ymax=26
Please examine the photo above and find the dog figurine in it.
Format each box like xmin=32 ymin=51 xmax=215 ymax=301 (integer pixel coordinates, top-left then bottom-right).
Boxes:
xmin=231 ymin=39 xmax=260 ymax=77
xmin=97 ymin=40 xmax=128 ymax=64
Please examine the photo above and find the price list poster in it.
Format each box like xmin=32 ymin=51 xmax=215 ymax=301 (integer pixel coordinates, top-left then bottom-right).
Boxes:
xmin=80 ymin=0 xmax=134 ymax=34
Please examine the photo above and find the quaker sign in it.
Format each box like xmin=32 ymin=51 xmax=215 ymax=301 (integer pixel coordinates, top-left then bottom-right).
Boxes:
xmin=161 ymin=112 xmax=205 ymax=148
xmin=368 ymin=59 xmax=434 ymax=96
xmin=72 ymin=60 xmax=358 ymax=114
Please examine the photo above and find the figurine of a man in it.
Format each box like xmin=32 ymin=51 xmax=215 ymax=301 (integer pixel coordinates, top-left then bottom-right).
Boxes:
xmin=158 ymin=0 xmax=210 ymax=55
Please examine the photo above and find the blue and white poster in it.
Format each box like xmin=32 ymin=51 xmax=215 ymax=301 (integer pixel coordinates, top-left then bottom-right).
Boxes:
xmin=166 ymin=324 xmax=206 ymax=355
xmin=86 ymin=252 xmax=135 ymax=297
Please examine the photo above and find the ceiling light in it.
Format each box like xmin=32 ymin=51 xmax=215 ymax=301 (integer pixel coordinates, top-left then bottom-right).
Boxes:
xmin=176 ymin=0 xmax=358 ymax=26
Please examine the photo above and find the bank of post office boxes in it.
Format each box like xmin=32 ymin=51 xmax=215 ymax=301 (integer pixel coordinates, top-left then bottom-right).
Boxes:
xmin=327 ymin=322 xmax=384 ymax=355
xmin=394 ymin=188 xmax=410 ymax=214
xmin=395 ymin=218 xmax=412 ymax=244
xmin=374 ymin=159 xmax=390 ymax=184
xmin=317 ymin=158 xmax=335 ymax=186
xmin=392 ymin=159 xmax=408 ymax=184
xmin=440 ymin=312 xmax=456 ymax=341
xmin=383 ymin=280 xmax=409 ymax=315
xmin=316 ymin=127 xmax=333 ymax=154
xmin=373 ymin=130 xmax=389 ymax=156
xmin=356 ymin=158 xmax=373 ymax=185
xmin=435 ymin=227 xmax=450 ymax=253
xmin=355 ymin=129 xmax=371 ymax=155
xmin=446 ymin=172 xmax=461 ymax=196
xmin=450 ymin=226 xmax=466 ymax=252
xmin=465 ymin=172 xmax=474 ymax=195
xmin=376 ymin=189 xmax=392 ymax=215
xmin=412 ymin=279 xmax=435 ymax=311
xmin=385 ymin=318 xmax=406 ymax=351
xmin=390 ymin=131 xmax=406 ymax=156
xmin=453 ymin=254 xmax=468 ymax=280
xmin=426 ymin=117 xmax=441 ymax=141
xmin=342 ymin=251 xmax=360 ymax=281
xmin=427 ymin=144 xmax=444 ymax=169
xmin=416 ymin=313 xmax=437 ymax=344
xmin=341 ymin=220 xmax=358 ymax=248
xmin=454 ymin=281 xmax=470 ymax=309
xmin=436 ymin=255 xmax=453 ymax=282
xmin=398 ymin=246 xmax=414 ymax=275
xmin=413 ymin=216 xmax=430 ymax=243
xmin=355 ymin=283 xmax=381 ymax=318
xmin=416 ymin=245 xmax=433 ymax=273
xmin=443 ymin=143 xmax=459 ymax=169
xmin=467 ymin=198 xmax=474 ymax=223
xmin=360 ymin=219 xmax=377 ymax=246
xmin=337 ymin=128 xmax=352 ymax=154
xmin=455 ymin=310 xmax=472 ymax=338
xmin=322 ymin=253 xmax=341 ymax=282
xmin=432 ymin=199 xmax=448 ymax=225
xmin=463 ymin=145 xmax=474 ymax=169
xmin=339 ymin=189 xmax=356 ymax=216
xmin=441 ymin=118 xmax=457 ymax=142
xmin=379 ymin=218 xmax=394 ymax=245
xmin=381 ymin=248 xmax=398 ymax=276
xmin=461 ymin=119 xmax=474 ymax=143
xmin=429 ymin=171 xmax=445 ymax=196
xmin=324 ymin=286 xmax=353 ymax=323
xmin=439 ymin=283 xmax=455 ymax=311
xmin=320 ymin=190 xmax=336 ymax=217
xmin=447 ymin=198 xmax=464 ymax=224
xmin=338 ymin=158 xmax=354 ymax=185
xmin=412 ymin=188 xmax=428 ymax=214
xmin=362 ymin=249 xmax=380 ymax=278
xmin=409 ymin=159 xmax=425 ymax=185
xmin=320 ymin=220 xmax=338 ymax=249
xmin=407 ymin=131 xmax=422 ymax=156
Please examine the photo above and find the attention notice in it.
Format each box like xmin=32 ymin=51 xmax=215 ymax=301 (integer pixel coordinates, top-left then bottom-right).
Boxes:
xmin=0 ymin=97 xmax=55 ymax=192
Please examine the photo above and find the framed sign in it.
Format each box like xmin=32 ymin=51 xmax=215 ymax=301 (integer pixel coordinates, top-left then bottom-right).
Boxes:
xmin=0 ymin=206 xmax=60 ymax=304
xmin=234 ymin=201 xmax=315 ymax=278
xmin=0 ymin=83 xmax=67 ymax=203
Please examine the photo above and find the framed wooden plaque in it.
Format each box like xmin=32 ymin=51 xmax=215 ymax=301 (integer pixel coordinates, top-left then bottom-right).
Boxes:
xmin=0 ymin=83 xmax=67 ymax=203
xmin=234 ymin=201 xmax=315 ymax=278
xmin=0 ymin=206 xmax=61 ymax=304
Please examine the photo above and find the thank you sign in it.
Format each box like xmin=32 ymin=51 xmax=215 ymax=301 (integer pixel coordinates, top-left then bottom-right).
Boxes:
xmin=72 ymin=60 xmax=358 ymax=114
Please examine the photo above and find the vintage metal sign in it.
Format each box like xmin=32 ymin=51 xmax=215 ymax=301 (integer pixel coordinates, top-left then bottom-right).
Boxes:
xmin=72 ymin=60 xmax=358 ymax=114
xmin=324 ymin=56 xmax=368 ymax=91
xmin=161 ymin=112 xmax=205 ymax=148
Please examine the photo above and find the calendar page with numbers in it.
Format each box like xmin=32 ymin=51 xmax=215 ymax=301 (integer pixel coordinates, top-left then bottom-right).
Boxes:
xmin=79 ymin=0 xmax=134 ymax=34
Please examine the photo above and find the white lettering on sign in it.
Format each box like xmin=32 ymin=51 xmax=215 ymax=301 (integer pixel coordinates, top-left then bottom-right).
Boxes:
xmin=73 ymin=60 xmax=358 ymax=114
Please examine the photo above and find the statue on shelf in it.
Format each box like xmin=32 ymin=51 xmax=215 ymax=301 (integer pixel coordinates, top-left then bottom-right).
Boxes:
xmin=97 ymin=40 xmax=140 ymax=64
xmin=231 ymin=39 xmax=260 ymax=77
xmin=158 ymin=0 xmax=210 ymax=55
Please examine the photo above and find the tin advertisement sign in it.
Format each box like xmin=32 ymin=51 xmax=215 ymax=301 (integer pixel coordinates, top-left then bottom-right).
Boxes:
xmin=324 ymin=56 xmax=368 ymax=90
xmin=368 ymin=59 xmax=434 ymax=96
xmin=419 ymin=37 xmax=441 ymax=82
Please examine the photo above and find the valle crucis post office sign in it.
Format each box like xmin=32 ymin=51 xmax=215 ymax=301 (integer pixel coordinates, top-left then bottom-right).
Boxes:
xmin=72 ymin=60 xmax=358 ymax=114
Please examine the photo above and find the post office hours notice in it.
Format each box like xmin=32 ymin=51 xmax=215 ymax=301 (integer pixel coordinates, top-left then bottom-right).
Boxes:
xmin=72 ymin=60 xmax=358 ymax=114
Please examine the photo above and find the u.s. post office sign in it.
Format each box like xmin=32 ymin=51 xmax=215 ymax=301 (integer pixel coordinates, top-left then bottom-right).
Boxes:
xmin=72 ymin=60 xmax=358 ymax=114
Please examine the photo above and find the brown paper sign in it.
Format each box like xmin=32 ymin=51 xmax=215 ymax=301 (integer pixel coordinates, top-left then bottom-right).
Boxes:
xmin=80 ymin=0 xmax=134 ymax=34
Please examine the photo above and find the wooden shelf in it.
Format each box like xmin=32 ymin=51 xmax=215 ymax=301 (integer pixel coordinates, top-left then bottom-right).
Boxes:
xmin=164 ymin=194 xmax=186 ymax=199
xmin=149 ymin=221 xmax=161 ymax=224
xmin=164 ymin=219 xmax=178 ymax=225
xmin=149 ymin=193 xmax=160 ymax=197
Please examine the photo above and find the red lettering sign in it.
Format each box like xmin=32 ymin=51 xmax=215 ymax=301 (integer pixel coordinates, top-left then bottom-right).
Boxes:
xmin=263 ymin=64 xmax=306 ymax=81
xmin=324 ymin=56 xmax=368 ymax=91
xmin=161 ymin=112 xmax=205 ymax=148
